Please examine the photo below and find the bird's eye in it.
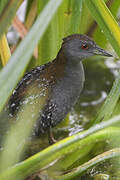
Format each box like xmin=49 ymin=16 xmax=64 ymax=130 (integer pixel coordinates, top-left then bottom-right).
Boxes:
xmin=81 ymin=44 xmax=88 ymax=50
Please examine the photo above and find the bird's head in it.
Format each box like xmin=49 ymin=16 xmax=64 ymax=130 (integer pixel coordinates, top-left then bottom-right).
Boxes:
xmin=62 ymin=34 xmax=112 ymax=62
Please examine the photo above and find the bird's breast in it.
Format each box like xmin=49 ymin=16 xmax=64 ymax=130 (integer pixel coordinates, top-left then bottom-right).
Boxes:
xmin=58 ymin=61 xmax=84 ymax=103
xmin=46 ymin=62 xmax=85 ymax=127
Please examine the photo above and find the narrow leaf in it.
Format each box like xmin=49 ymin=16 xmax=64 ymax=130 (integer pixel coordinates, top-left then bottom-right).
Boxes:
xmin=0 ymin=0 xmax=62 ymax=112
xmin=56 ymin=148 xmax=120 ymax=180
xmin=1 ymin=115 xmax=120 ymax=180
xmin=85 ymin=0 xmax=120 ymax=56
xmin=0 ymin=0 xmax=23 ymax=38
xmin=0 ymin=34 xmax=11 ymax=66
xmin=85 ymin=0 xmax=120 ymax=124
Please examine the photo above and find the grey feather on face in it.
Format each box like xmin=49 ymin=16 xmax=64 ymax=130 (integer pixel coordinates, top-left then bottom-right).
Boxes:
xmin=63 ymin=39 xmax=95 ymax=61
xmin=62 ymin=34 xmax=112 ymax=62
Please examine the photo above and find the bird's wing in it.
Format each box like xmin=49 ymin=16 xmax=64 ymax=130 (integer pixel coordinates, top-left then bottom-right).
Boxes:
xmin=8 ymin=64 xmax=54 ymax=119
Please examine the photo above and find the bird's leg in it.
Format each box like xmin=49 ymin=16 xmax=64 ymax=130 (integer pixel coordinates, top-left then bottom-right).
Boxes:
xmin=48 ymin=128 xmax=56 ymax=145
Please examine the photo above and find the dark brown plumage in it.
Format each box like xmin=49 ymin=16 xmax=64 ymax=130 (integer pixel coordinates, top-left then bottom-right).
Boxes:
xmin=8 ymin=34 xmax=112 ymax=143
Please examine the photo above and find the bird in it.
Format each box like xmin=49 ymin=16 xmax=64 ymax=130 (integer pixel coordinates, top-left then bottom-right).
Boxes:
xmin=8 ymin=34 xmax=112 ymax=144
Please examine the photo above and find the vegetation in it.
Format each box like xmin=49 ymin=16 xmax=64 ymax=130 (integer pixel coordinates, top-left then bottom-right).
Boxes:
xmin=0 ymin=0 xmax=120 ymax=179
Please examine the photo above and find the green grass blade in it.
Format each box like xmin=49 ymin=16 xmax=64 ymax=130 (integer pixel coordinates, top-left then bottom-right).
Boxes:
xmin=85 ymin=0 xmax=120 ymax=124
xmin=95 ymin=72 xmax=120 ymax=123
xmin=0 ymin=0 xmax=62 ymax=112
xmin=48 ymin=127 xmax=120 ymax=173
xmin=69 ymin=0 xmax=83 ymax=34
xmin=37 ymin=0 xmax=83 ymax=65
xmin=0 ymin=0 xmax=9 ymax=15
xmin=56 ymin=148 xmax=120 ymax=180
xmin=85 ymin=0 xmax=120 ymax=56
xmin=37 ymin=0 xmax=58 ymax=65
xmin=0 ymin=0 xmax=23 ymax=38
xmin=87 ymin=0 xmax=120 ymax=47
xmin=1 ymin=115 xmax=120 ymax=180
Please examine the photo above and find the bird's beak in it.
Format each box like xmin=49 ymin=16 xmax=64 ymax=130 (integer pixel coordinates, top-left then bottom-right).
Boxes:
xmin=93 ymin=45 xmax=113 ymax=57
